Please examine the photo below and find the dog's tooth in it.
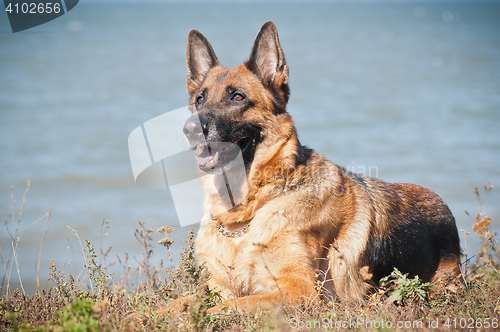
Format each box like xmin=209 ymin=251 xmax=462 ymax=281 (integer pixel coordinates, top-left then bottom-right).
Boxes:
xmin=214 ymin=151 xmax=219 ymax=163
xmin=195 ymin=145 xmax=204 ymax=155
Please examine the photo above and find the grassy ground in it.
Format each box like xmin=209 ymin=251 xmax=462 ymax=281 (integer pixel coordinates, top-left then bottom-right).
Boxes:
xmin=1 ymin=184 xmax=499 ymax=331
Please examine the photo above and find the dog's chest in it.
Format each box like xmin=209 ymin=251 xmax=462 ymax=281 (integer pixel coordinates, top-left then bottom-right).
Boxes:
xmin=195 ymin=226 xmax=280 ymax=297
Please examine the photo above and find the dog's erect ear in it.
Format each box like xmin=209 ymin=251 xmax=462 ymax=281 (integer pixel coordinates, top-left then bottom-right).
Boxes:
xmin=187 ymin=30 xmax=219 ymax=95
xmin=247 ymin=21 xmax=289 ymax=104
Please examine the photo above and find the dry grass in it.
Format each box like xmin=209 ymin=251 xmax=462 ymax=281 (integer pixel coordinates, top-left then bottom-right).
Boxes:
xmin=1 ymin=183 xmax=499 ymax=331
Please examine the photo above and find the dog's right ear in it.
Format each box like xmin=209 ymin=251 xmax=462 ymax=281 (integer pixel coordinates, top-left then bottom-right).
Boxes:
xmin=187 ymin=30 xmax=219 ymax=95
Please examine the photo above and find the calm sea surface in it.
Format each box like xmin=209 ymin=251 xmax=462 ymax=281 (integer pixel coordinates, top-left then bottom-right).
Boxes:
xmin=1 ymin=2 xmax=499 ymax=294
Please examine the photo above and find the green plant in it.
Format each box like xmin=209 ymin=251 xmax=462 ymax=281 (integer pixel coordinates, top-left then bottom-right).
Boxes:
xmin=167 ymin=228 xmax=206 ymax=298
xmin=83 ymin=239 xmax=113 ymax=297
xmin=48 ymin=260 xmax=79 ymax=302
xmin=1 ymin=181 xmax=52 ymax=298
xmin=187 ymin=271 xmax=210 ymax=332
xmin=53 ymin=298 xmax=102 ymax=332
xmin=133 ymin=221 xmax=163 ymax=289
xmin=463 ymin=184 xmax=499 ymax=280
xmin=379 ymin=267 xmax=434 ymax=305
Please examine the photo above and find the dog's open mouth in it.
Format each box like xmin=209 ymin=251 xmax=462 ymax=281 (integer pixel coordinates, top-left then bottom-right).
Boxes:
xmin=195 ymin=137 xmax=253 ymax=172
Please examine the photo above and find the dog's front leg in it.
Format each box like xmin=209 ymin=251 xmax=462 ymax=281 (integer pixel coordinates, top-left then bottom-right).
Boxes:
xmin=207 ymin=288 xmax=314 ymax=315
xmin=154 ymin=294 xmax=196 ymax=317
xmin=207 ymin=291 xmax=283 ymax=315
xmin=126 ymin=294 xmax=196 ymax=324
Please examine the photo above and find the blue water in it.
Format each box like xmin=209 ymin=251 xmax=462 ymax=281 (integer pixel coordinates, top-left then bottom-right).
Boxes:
xmin=1 ymin=1 xmax=499 ymax=295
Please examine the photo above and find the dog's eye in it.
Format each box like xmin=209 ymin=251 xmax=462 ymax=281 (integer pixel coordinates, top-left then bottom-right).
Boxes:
xmin=232 ymin=93 xmax=245 ymax=101
xmin=196 ymin=96 xmax=204 ymax=105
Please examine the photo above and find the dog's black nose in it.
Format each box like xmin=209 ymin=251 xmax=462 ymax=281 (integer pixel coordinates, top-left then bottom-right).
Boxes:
xmin=183 ymin=114 xmax=205 ymax=142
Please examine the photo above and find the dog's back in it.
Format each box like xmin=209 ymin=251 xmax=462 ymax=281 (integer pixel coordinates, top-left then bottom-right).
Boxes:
xmin=327 ymin=165 xmax=461 ymax=300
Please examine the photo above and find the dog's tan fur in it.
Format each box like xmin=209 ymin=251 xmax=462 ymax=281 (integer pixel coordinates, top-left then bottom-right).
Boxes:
xmin=151 ymin=21 xmax=461 ymax=317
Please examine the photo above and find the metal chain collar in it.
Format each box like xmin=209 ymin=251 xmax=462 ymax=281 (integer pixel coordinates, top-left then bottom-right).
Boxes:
xmin=211 ymin=215 xmax=250 ymax=238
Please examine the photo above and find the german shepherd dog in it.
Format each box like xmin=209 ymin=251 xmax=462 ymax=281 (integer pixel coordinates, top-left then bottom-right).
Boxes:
xmin=153 ymin=21 xmax=461 ymax=317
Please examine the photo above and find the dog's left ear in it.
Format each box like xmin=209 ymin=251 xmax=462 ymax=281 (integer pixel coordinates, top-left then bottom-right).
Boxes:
xmin=247 ymin=21 xmax=290 ymax=105
xmin=187 ymin=29 xmax=219 ymax=95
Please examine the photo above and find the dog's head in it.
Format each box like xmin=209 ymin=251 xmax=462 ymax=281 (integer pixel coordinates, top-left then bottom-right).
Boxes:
xmin=183 ymin=21 xmax=290 ymax=174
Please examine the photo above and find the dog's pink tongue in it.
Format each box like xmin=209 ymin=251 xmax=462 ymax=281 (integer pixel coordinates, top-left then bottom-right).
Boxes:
xmin=197 ymin=146 xmax=213 ymax=166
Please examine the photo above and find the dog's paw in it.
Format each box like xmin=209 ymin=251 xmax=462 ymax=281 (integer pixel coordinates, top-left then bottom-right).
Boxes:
xmin=206 ymin=305 xmax=225 ymax=315
xmin=206 ymin=303 xmax=239 ymax=315
xmin=124 ymin=311 xmax=148 ymax=326
xmin=153 ymin=297 xmax=191 ymax=319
